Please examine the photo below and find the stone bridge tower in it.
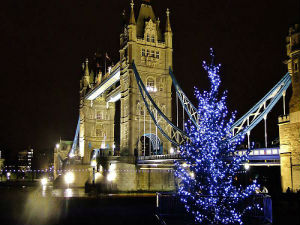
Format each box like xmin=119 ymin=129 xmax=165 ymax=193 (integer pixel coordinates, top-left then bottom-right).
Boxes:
xmin=279 ymin=24 xmax=300 ymax=192
xmin=119 ymin=0 xmax=173 ymax=158
xmin=79 ymin=58 xmax=116 ymax=164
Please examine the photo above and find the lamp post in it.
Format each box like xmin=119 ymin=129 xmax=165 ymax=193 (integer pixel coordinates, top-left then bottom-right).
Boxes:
xmin=64 ymin=172 xmax=74 ymax=188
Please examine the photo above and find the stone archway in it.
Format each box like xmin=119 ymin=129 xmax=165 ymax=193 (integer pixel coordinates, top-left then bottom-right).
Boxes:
xmin=139 ymin=133 xmax=162 ymax=156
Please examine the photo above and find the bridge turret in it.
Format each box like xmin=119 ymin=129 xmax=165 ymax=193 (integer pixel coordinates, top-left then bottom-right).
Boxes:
xmin=164 ymin=8 xmax=173 ymax=49
xmin=128 ymin=0 xmax=137 ymax=43
xmin=279 ymin=24 xmax=300 ymax=193
xmin=286 ymin=24 xmax=300 ymax=113
xmin=83 ymin=58 xmax=90 ymax=88
xmin=119 ymin=0 xmax=173 ymax=157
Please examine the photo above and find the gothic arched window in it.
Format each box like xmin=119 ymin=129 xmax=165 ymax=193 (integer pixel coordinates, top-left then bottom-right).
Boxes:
xmin=151 ymin=35 xmax=155 ymax=43
xmin=146 ymin=34 xmax=150 ymax=42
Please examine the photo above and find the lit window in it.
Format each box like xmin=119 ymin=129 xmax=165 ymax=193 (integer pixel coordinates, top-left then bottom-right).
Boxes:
xmin=151 ymin=50 xmax=155 ymax=57
xmin=142 ymin=49 xmax=145 ymax=56
xmin=96 ymin=111 xmax=103 ymax=120
xmin=146 ymin=34 xmax=150 ymax=42
xmin=151 ymin=35 xmax=155 ymax=43
xmin=156 ymin=51 xmax=160 ymax=59
xmin=146 ymin=77 xmax=157 ymax=92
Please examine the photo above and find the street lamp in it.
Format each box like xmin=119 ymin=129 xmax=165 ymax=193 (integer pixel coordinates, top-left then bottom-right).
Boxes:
xmin=244 ymin=163 xmax=250 ymax=170
xmin=41 ymin=177 xmax=48 ymax=186
xmin=107 ymin=164 xmax=116 ymax=182
xmin=64 ymin=172 xmax=74 ymax=188
xmin=170 ymin=147 xmax=174 ymax=154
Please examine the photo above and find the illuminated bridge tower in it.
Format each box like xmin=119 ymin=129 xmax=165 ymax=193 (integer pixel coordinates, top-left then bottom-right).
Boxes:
xmin=79 ymin=58 xmax=116 ymax=164
xmin=119 ymin=0 xmax=173 ymax=157
xmin=279 ymin=24 xmax=300 ymax=192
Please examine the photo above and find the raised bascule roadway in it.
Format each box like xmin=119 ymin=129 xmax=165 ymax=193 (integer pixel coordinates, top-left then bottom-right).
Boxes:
xmin=54 ymin=1 xmax=299 ymax=193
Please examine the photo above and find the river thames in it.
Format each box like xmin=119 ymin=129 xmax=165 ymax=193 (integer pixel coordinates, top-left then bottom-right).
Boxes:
xmin=0 ymin=185 xmax=160 ymax=225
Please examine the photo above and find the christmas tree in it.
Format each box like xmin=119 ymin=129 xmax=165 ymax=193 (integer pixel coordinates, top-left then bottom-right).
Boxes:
xmin=175 ymin=49 xmax=260 ymax=224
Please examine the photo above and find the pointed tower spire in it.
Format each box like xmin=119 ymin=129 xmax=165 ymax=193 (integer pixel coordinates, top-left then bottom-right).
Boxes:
xmin=165 ymin=8 xmax=172 ymax=32
xmin=89 ymin=70 xmax=94 ymax=85
xmin=129 ymin=0 xmax=136 ymax=25
xmin=84 ymin=58 xmax=89 ymax=77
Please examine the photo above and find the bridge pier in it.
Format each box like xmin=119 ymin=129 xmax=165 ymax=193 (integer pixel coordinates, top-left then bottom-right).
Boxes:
xmin=87 ymin=156 xmax=175 ymax=192
xmin=279 ymin=24 xmax=300 ymax=193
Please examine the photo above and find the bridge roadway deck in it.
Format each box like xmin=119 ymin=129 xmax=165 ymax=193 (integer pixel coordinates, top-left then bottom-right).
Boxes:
xmin=137 ymin=147 xmax=280 ymax=166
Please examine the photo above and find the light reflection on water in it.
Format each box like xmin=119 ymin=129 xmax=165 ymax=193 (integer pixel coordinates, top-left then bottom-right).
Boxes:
xmin=0 ymin=186 xmax=157 ymax=225
xmin=35 ymin=185 xmax=88 ymax=198
xmin=51 ymin=187 xmax=87 ymax=198
xmin=17 ymin=186 xmax=88 ymax=225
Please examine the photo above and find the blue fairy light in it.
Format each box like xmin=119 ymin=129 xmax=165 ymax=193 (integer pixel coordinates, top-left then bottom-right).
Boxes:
xmin=175 ymin=49 xmax=260 ymax=225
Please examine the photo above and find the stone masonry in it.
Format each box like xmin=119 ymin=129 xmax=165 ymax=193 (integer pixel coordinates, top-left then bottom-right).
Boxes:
xmin=279 ymin=24 xmax=300 ymax=193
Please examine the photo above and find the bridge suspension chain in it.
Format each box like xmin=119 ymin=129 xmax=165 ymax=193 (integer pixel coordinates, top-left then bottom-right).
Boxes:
xmin=169 ymin=68 xmax=200 ymax=128
xmin=132 ymin=62 xmax=187 ymax=147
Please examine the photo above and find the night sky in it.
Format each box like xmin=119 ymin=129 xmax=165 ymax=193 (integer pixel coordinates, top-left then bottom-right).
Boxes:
xmin=0 ymin=0 xmax=299 ymax=161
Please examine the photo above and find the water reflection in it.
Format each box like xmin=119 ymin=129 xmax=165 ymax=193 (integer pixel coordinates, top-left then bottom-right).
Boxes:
xmin=17 ymin=187 xmax=88 ymax=225
xmin=42 ymin=185 xmax=47 ymax=197
xmin=65 ymin=188 xmax=73 ymax=198
xmin=20 ymin=187 xmax=63 ymax=225
xmin=51 ymin=188 xmax=87 ymax=198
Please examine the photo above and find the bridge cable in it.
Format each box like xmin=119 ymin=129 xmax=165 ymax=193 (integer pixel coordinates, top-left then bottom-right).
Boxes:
xmin=264 ymin=114 xmax=268 ymax=148
xmin=144 ymin=100 xmax=146 ymax=156
xmin=132 ymin=62 xmax=187 ymax=147
xmin=149 ymin=106 xmax=151 ymax=156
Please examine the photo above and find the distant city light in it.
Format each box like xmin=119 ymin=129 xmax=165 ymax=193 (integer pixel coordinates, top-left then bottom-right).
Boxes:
xmin=6 ymin=172 xmax=11 ymax=180
xmin=56 ymin=144 xmax=60 ymax=149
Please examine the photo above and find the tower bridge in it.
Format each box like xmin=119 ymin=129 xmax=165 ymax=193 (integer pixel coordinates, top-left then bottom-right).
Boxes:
xmin=54 ymin=0 xmax=300 ymax=193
